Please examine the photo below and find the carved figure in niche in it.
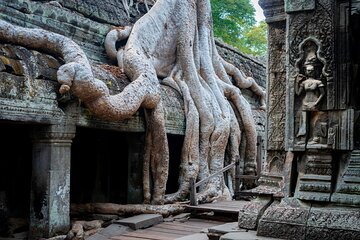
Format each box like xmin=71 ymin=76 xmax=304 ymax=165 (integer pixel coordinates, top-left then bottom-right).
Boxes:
xmin=294 ymin=38 xmax=327 ymax=146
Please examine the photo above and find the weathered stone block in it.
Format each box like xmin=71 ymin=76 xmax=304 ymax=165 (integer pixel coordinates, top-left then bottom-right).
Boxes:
xmin=207 ymin=222 xmax=246 ymax=240
xmin=257 ymin=198 xmax=310 ymax=240
xmin=238 ymin=196 xmax=272 ymax=230
xmin=306 ymin=206 xmax=360 ymax=239
xmin=285 ymin=0 xmax=315 ymax=13
xmin=88 ymin=224 xmax=131 ymax=240
xmin=115 ymin=214 xmax=163 ymax=230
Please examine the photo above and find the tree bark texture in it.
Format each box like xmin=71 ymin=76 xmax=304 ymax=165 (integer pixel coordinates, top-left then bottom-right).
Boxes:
xmin=0 ymin=0 xmax=265 ymax=205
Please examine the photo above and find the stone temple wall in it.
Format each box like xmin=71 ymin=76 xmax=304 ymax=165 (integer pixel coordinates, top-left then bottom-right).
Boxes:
xmin=0 ymin=1 xmax=266 ymax=238
xmin=0 ymin=0 xmax=266 ymax=135
xmin=237 ymin=1 xmax=360 ymax=239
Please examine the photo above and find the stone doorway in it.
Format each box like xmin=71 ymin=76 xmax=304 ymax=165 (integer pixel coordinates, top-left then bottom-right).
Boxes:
xmin=0 ymin=122 xmax=32 ymax=237
xmin=71 ymin=128 xmax=131 ymax=204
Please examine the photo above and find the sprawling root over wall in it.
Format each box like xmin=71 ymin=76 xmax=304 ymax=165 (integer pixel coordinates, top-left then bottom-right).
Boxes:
xmin=0 ymin=0 xmax=265 ymax=205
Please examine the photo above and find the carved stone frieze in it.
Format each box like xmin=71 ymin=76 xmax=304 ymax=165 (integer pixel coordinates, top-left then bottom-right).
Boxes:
xmin=295 ymin=151 xmax=332 ymax=202
xmin=306 ymin=206 xmax=360 ymax=240
xmin=285 ymin=0 xmax=316 ymax=13
xmin=332 ymin=150 xmax=360 ymax=205
xmin=286 ymin=0 xmax=336 ymax=149
xmin=258 ymin=198 xmax=360 ymax=240
xmin=257 ymin=198 xmax=310 ymax=240
xmin=267 ymin=21 xmax=287 ymax=151
xmin=237 ymin=196 xmax=272 ymax=230
xmin=31 ymin=124 xmax=76 ymax=143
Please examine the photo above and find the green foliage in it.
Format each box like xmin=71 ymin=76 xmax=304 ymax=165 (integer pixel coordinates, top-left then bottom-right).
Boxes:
xmin=211 ymin=0 xmax=267 ymax=56
xmin=243 ymin=21 xmax=267 ymax=56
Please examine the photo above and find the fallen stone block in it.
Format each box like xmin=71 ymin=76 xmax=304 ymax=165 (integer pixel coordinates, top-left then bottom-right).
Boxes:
xmin=115 ymin=214 xmax=163 ymax=230
xmin=87 ymin=224 xmax=130 ymax=240
xmin=207 ymin=222 xmax=246 ymax=240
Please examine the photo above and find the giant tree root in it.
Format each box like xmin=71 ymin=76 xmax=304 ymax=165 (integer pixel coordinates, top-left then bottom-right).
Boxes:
xmin=0 ymin=18 xmax=168 ymax=205
xmin=105 ymin=0 xmax=265 ymax=204
xmin=71 ymin=203 xmax=186 ymax=218
xmin=0 ymin=0 xmax=265 ymax=206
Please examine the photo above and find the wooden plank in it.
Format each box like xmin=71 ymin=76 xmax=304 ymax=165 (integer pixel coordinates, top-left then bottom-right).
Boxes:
xmin=161 ymin=221 xmax=205 ymax=227
xmin=186 ymin=200 xmax=245 ymax=210
xmin=111 ymin=236 xmax=147 ymax=240
xmin=151 ymin=224 xmax=201 ymax=233
xmin=186 ymin=206 xmax=239 ymax=214
xmin=141 ymin=226 xmax=192 ymax=236
xmin=186 ymin=218 xmax=225 ymax=225
xmin=163 ymin=220 xmax=223 ymax=228
xmin=199 ymin=202 xmax=239 ymax=207
xmin=110 ymin=218 xmax=225 ymax=240
xmin=121 ymin=231 xmax=179 ymax=240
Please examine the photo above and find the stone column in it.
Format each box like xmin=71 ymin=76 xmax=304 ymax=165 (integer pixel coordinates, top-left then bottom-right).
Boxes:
xmin=237 ymin=1 xmax=287 ymax=231
xmin=29 ymin=124 xmax=75 ymax=239
xmin=256 ymin=0 xmax=289 ymax=197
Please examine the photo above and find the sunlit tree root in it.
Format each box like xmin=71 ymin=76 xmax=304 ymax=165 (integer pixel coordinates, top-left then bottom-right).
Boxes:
xmin=71 ymin=203 xmax=186 ymax=218
xmin=0 ymin=19 xmax=168 ymax=205
xmin=0 ymin=0 xmax=265 ymax=205
xmin=106 ymin=0 xmax=265 ymax=204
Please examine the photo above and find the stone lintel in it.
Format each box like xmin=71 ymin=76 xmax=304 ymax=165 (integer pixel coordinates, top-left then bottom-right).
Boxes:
xmin=259 ymin=0 xmax=286 ymax=23
xmin=285 ymin=0 xmax=316 ymax=13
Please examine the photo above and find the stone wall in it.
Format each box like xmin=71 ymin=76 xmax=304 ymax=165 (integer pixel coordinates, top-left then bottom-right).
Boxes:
xmin=0 ymin=0 xmax=266 ymax=135
xmin=0 ymin=1 xmax=266 ymax=238
xmin=250 ymin=1 xmax=360 ymax=239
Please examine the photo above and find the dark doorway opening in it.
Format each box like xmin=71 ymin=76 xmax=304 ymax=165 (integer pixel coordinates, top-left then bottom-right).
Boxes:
xmin=166 ymin=134 xmax=184 ymax=194
xmin=70 ymin=127 xmax=129 ymax=204
xmin=0 ymin=122 xmax=32 ymax=236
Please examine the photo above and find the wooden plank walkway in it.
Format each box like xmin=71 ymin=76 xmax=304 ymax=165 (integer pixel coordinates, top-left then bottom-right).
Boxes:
xmin=110 ymin=218 xmax=224 ymax=240
xmin=186 ymin=200 xmax=246 ymax=214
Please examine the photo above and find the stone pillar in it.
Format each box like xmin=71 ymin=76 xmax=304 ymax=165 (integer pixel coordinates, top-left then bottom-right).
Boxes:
xmin=29 ymin=124 xmax=75 ymax=239
xmin=256 ymin=0 xmax=289 ymax=197
xmin=237 ymin=0 xmax=288 ymax=231
xmin=257 ymin=0 xmax=360 ymax=239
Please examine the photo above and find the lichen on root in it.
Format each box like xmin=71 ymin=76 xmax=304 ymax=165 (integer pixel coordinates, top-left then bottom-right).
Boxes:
xmin=0 ymin=0 xmax=265 ymax=206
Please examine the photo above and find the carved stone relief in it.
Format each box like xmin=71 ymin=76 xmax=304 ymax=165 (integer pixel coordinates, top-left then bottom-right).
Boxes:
xmin=295 ymin=151 xmax=332 ymax=202
xmin=292 ymin=38 xmax=329 ymax=150
xmin=332 ymin=150 xmax=360 ymax=205
xmin=285 ymin=0 xmax=316 ymax=13
xmin=267 ymin=21 xmax=287 ymax=151
xmin=286 ymin=0 xmax=335 ymax=149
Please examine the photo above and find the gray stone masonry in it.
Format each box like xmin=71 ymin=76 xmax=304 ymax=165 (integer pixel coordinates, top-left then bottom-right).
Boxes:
xmin=29 ymin=124 xmax=75 ymax=239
